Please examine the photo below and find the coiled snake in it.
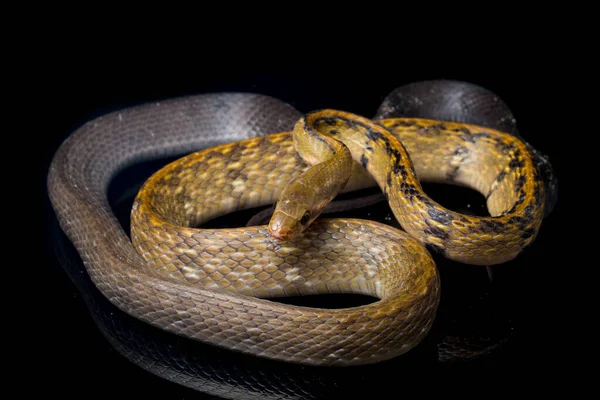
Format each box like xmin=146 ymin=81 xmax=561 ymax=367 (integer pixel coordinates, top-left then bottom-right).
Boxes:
xmin=48 ymin=81 xmax=556 ymax=366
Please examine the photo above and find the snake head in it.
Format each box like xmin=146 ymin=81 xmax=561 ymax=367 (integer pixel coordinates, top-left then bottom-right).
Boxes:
xmin=268 ymin=182 xmax=320 ymax=242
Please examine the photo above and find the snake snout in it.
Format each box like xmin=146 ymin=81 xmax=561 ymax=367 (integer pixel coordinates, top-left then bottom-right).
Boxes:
xmin=268 ymin=226 xmax=292 ymax=242
xmin=267 ymin=210 xmax=296 ymax=241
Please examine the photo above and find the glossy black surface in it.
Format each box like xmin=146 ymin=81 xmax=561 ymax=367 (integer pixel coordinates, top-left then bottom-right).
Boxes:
xmin=39 ymin=58 xmax=562 ymax=397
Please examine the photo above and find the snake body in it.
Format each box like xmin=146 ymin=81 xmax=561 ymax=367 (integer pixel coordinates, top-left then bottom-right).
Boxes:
xmin=48 ymin=81 xmax=554 ymax=366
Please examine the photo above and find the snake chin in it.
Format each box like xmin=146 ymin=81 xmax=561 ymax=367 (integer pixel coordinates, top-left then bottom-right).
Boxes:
xmin=268 ymin=226 xmax=292 ymax=242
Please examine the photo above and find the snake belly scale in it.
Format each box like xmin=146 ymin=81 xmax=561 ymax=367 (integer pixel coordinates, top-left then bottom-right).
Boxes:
xmin=48 ymin=86 xmax=548 ymax=366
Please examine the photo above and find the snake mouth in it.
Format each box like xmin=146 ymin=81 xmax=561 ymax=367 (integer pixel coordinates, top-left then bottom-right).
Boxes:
xmin=268 ymin=226 xmax=292 ymax=242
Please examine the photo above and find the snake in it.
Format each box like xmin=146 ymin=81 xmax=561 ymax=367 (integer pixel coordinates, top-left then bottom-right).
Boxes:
xmin=48 ymin=80 xmax=557 ymax=366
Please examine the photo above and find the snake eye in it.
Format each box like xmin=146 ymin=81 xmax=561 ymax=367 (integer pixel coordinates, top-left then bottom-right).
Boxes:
xmin=300 ymin=211 xmax=310 ymax=225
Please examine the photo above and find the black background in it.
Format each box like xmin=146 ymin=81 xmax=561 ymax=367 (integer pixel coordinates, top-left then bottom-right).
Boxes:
xmin=35 ymin=37 xmax=567 ymax=397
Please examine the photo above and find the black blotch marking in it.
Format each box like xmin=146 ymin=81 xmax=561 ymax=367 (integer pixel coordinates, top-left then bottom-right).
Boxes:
xmin=386 ymin=146 xmax=403 ymax=162
xmin=416 ymin=194 xmax=434 ymax=208
xmin=427 ymin=208 xmax=454 ymax=225
xmin=305 ymin=119 xmax=329 ymax=148
xmin=456 ymin=214 xmax=471 ymax=223
xmin=393 ymin=163 xmax=408 ymax=180
xmin=504 ymin=204 xmax=517 ymax=216
xmin=345 ymin=119 xmax=361 ymax=129
xmin=360 ymin=154 xmax=369 ymax=169
xmin=329 ymin=129 xmax=339 ymax=135
xmin=447 ymin=145 xmax=469 ymax=182
xmin=460 ymin=134 xmax=477 ymax=144
xmin=400 ymin=182 xmax=417 ymax=192
xmin=452 ymin=127 xmax=472 ymax=135
xmin=309 ymin=132 xmax=327 ymax=145
xmin=424 ymin=226 xmax=450 ymax=240
xmin=387 ymin=172 xmax=393 ymax=189
xmin=320 ymin=117 xmax=339 ymax=126
xmin=521 ymin=228 xmax=535 ymax=239
xmin=502 ymin=193 xmax=525 ymax=215
xmin=366 ymin=128 xmax=387 ymax=143
xmin=503 ymin=191 xmax=528 ymax=216
xmin=326 ymin=116 xmax=394 ymax=152
xmin=365 ymin=145 xmax=373 ymax=152
xmin=426 ymin=242 xmax=445 ymax=255
xmin=508 ymin=215 xmax=528 ymax=231
xmin=523 ymin=204 xmax=534 ymax=220
xmin=446 ymin=166 xmax=460 ymax=181
xmin=474 ymin=131 xmax=492 ymax=139
xmin=460 ymin=131 xmax=492 ymax=144
xmin=494 ymin=170 xmax=508 ymax=185
xmin=516 ymin=191 xmax=526 ymax=206
xmin=400 ymin=182 xmax=419 ymax=203
xmin=498 ymin=141 xmax=517 ymax=154
xmin=509 ymin=157 xmax=525 ymax=170
xmin=392 ymin=120 xmax=418 ymax=128
xmin=516 ymin=205 xmax=536 ymax=238
xmin=453 ymin=145 xmax=469 ymax=157
xmin=515 ymin=174 xmax=527 ymax=193
xmin=480 ymin=219 xmax=504 ymax=233
xmin=505 ymin=189 xmax=527 ymax=216
xmin=418 ymin=124 xmax=445 ymax=136
xmin=508 ymin=216 xmax=524 ymax=224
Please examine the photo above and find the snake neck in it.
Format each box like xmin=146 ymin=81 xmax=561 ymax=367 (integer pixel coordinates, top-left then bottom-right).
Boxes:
xmin=301 ymin=109 xmax=419 ymax=204
xmin=268 ymin=115 xmax=354 ymax=241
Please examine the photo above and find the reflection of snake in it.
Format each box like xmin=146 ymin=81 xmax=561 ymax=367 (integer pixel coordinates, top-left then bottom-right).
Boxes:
xmin=50 ymin=199 xmax=516 ymax=399
xmin=48 ymin=81 xmax=557 ymax=367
